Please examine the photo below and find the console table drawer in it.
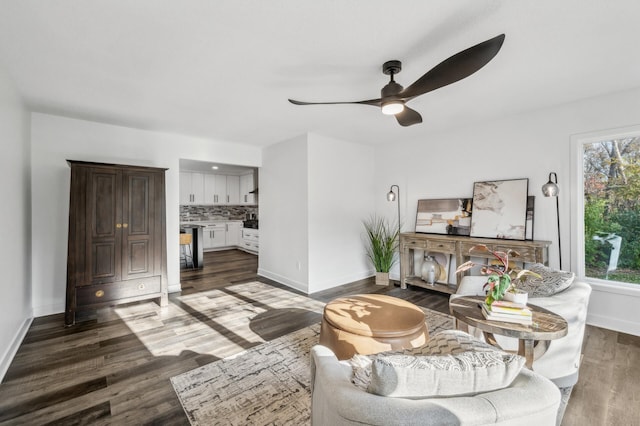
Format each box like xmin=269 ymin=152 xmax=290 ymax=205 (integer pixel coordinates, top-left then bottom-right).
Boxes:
xmin=426 ymin=240 xmax=456 ymax=252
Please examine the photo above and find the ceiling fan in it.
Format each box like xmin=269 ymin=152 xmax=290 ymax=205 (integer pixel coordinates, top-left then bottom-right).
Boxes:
xmin=288 ymin=34 xmax=505 ymax=127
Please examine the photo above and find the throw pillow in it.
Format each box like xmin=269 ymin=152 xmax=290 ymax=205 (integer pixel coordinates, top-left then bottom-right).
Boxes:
xmin=347 ymin=330 xmax=506 ymax=392
xmin=368 ymin=351 xmax=525 ymax=398
xmin=517 ymin=263 xmax=575 ymax=297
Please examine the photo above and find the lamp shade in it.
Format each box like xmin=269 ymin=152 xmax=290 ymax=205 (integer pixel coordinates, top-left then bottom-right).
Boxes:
xmin=542 ymin=172 xmax=559 ymax=197
xmin=387 ymin=190 xmax=396 ymax=201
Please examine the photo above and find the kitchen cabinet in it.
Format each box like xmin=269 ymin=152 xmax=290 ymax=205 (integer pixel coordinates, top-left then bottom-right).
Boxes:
xmin=226 ymin=222 xmax=242 ymax=246
xmin=227 ymin=175 xmax=240 ymax=204
xmin=241 ymin=228 xmax=259 ymax=254
xmin=204 ymin=174 xmax=225 ymax=204
xmin=65 ymin=161 xmax=168 ymax=326
xmin=179 ymin=172 xmax=204 ymax=204
xmin=240 ymin=173 xmax=255 ymax=205
xmin=202 ymin=224 xmax=226 ymax=249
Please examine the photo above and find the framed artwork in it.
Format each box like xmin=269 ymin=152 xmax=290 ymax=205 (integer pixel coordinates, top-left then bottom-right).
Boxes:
xmin=470 ymin=178 xmax=529 ymax=240
xmin=525 ymin=196 xmax=535 ymax=240
xmin=415 ymin=198 xmax=473 ymax=235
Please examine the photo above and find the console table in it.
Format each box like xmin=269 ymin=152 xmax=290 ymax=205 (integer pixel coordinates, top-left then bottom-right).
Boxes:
xmin=399 ymin=233 xmax=551 ymax=294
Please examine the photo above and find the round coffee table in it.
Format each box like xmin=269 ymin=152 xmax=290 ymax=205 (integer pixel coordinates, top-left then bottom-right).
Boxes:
xmin=319 ymin=294 xmax=429 ymax=360
xmin=449 ymin=296 xmax=568 ymax=369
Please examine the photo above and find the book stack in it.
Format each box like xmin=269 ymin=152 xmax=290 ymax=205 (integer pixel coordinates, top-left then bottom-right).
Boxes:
xmin=481 ymin=300 xmax=533 ymax=325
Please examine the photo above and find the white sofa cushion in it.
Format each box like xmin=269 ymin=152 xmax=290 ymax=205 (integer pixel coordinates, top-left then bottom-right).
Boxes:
xmin=346 ymin=330 xmax=524 ymax=398
xmin=369 ymin=350 xmax=525 ymax=398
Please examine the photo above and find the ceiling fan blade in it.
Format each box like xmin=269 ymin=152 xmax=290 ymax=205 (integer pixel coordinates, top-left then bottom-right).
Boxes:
xmin=288 ymin=98 xmax=382 ymax=107
xmin=395 ymin=106 xmax=422 ymax=127
xmin=401 ymin=34 xmax=505 ymax=99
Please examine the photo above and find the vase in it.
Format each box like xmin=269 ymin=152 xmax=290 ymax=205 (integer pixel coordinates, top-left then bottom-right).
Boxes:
xmin=420 ymin=255 xmax=441 ymax=285
xmin=375 ymin=272 xmax=390 ymax=286
xmin=503 ymin=289 xmax=528 ymax=305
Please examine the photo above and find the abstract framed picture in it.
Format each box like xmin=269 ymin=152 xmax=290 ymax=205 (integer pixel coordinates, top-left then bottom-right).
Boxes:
xmin=415 ymin=198 xmax=473 ymax=235
xmin=470 ymin=178 xmax=529 ymax=240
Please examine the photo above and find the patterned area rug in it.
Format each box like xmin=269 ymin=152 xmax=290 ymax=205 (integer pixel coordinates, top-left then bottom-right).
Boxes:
xmin=171 ymin=306 xmax=455 ymax=425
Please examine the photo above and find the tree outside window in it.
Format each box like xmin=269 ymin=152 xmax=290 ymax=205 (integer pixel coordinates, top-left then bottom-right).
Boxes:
xmin=583 ymin=137 xmax=640 ymax=284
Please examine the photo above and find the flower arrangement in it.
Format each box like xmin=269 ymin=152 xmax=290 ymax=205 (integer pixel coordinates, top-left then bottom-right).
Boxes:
xmin=455 ymin=244 xmax=541 ymax=306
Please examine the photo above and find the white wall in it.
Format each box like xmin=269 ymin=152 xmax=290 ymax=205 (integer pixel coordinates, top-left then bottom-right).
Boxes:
xmin=30 ymin=113 xmax=261 ymax=316
xmin=0 ymin=67 xmax=31 ymax=381
xmin=374 ymin=87 xmax=640 ymax=336
xmin=259 ymin=133 xmax=375 ymax=294
xmin=258 ymin=135 xmax=310 ymax=292
xmin=307 ymin=133 xmax=375 ymax=292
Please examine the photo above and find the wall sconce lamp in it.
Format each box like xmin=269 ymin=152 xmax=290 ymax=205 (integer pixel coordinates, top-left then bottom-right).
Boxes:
xmin=542 ymin=172 xmax=562 ymax=269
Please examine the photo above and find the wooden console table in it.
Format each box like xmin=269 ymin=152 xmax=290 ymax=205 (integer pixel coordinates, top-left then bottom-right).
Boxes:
xmin=399 ymin=233 xmax=551 ymax=294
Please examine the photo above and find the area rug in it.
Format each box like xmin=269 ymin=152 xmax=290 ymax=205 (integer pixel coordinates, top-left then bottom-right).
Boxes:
xmin=171 ymin=308 xmax=455 ymax=425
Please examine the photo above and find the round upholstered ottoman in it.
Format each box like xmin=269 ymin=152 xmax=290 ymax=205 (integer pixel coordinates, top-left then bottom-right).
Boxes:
xmin=319 ymin=294 xmax=429 ymax=360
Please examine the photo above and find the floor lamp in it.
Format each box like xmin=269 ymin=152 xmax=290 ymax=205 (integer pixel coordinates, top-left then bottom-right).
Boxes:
xmin=387 ymin=185 xmax=401 ymax=282
xmin=542 ymin=172 xmax=562 ymax=269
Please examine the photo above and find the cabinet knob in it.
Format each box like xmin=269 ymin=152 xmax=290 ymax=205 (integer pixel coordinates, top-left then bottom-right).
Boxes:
xmin=123 ymin=223 xmax=128 ymax=228
xmin=95 ymin=290 xmax=105 ymax=298
xmin=116 ymin=223 xmax=122 ymax=229
xmin=138 ymin=283 xmax=145 ymax=290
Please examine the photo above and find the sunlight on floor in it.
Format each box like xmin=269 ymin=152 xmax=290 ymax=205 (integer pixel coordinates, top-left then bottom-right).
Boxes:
xmin=113 ymin=282 xmax=325 ymax=358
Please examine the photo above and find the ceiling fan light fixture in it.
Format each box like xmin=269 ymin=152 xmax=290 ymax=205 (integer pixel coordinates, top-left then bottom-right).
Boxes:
xmin=381 ymin=100 xmax=404 ymax=115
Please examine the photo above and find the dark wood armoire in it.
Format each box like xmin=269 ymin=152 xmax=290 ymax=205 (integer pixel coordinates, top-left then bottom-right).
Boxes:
xmin=65 ymin=160 xmax=168 ymax=326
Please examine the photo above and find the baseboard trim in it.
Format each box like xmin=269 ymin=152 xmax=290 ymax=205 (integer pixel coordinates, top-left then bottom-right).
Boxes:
xmin=257 ymin=268 xmax=308 ymax=294
xmin=1 ymin=315 xmax=33 ymax=384
xmin=587 ymin=312 xmax=640 ymax=336
xmin=168 ymin=283 xmax=182 ymax=293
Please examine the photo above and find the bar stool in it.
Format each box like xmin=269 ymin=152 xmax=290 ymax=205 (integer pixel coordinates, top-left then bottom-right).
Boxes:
xmin=179 ymin=233 xmax=195 ymax=269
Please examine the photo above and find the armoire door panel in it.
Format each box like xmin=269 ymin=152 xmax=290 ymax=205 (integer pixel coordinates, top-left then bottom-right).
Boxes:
xmin=127 ymin=174 xmax=150 ymax=235
xmin=91 ymin=242 xmax=117 ymax=281
xmin=128 ymin=240 xmax=150 ymax=275
xmin=91 ymin=172 xmax=119 ymax=238
xmin=86 ymin=169 xmax=122 ymax=285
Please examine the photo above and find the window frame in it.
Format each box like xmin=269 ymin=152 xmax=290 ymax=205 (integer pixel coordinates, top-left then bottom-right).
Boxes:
xmin=571 ymin=124 xmax=640 ymax=292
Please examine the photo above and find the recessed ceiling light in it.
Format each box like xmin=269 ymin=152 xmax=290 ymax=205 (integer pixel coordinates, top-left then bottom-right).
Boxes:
xmin=211 ymin=166 xmax=219 ymax=170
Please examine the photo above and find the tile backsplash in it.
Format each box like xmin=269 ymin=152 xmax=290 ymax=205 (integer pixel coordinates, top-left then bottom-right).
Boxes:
xmin=180 ymin=205 xmax=258 ymax=221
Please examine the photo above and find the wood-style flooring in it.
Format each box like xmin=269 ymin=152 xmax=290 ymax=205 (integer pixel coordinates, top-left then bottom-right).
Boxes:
xmin=0 ymin=249 xmax=638 ymax=425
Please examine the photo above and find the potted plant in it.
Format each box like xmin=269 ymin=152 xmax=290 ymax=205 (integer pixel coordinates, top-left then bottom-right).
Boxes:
xmin=456 ymin=244 xmax=540 ymax=306
xmin=363 ymin=215 xmax=399 ymax=286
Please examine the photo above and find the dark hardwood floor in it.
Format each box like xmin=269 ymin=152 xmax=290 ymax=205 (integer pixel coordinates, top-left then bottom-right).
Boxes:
xmin=0 ymin=249 xmax=638 ymax=425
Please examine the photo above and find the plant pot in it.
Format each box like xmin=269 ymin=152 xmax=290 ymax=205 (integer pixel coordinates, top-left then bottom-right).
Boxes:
xmin=503 ymin=289 xmax=528 ymax=305
xmin=375 ymin=272 xmax=390 ymax=286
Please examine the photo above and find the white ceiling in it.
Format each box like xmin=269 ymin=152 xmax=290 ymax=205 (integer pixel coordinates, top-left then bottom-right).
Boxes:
xmin=1 ymin=1 xmax=639 ymax=147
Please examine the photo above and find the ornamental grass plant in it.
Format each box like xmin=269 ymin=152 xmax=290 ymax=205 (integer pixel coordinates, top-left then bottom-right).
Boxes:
xmin=363 ymin=215 xmax=399 ymax=273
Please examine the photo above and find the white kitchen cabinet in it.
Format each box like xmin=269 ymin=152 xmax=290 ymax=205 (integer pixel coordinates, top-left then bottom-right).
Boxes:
xmin=202 ymin=224 xmax=226 ymax=249
xmin=180 ymin=172 xmax=204 ymax=205
xmin=240 ymin=173 xmax=255 ymax=205
xmin=241 ymin=228 xmax=259 ymax=254
xmin=226 ymin=222 xmax=242 ymax=246
xmin=226 ymin=175 xmax=240 ymax=204
xmin=213 ymin=175 xmax=227 ymax=205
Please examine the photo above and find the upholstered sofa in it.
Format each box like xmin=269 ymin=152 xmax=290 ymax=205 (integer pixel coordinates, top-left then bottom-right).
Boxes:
xmin=452 ymin=273 xmax=592 ymax=388
xmin=310 ymin=331 xmax=561 ymax=426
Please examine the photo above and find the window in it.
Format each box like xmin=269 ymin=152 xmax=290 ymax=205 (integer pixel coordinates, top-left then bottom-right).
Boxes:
xmin=572 ymin=127 xmax=640 ymax=286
